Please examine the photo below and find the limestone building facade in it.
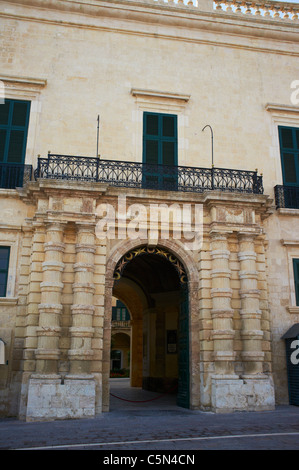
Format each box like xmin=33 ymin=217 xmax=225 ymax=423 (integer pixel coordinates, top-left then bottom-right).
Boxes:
xmin=0 ymin=0 xmax=299 ymax=421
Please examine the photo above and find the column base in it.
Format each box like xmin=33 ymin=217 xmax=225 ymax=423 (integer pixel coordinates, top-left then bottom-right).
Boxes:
xmin=26 ymin=374 xmax=96 ymax=422
xmin=211 ymin=374 xmax=275 ymax=413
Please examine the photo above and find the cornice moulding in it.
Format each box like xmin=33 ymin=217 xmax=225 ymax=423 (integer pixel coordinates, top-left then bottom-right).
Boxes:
xmin=266 ymin=103 xmax=299 ymax=113
xmin=1 ymin=0 xmax=299 ymax=52
xmin=0 ymin=74 xmax=47 ymax=88
xmin=281 ymin=239 xmax=299 ymax=246
xmin=131 ymin=88 xmax=190 ymax=102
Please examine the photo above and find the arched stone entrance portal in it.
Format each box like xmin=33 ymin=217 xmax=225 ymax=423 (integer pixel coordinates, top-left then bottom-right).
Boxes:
xmin=102 ymin=240 xmax=199 ymax=412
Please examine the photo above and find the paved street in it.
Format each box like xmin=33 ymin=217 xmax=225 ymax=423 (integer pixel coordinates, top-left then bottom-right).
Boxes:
xmin=1 ymin=379 xmax=299 ymax=455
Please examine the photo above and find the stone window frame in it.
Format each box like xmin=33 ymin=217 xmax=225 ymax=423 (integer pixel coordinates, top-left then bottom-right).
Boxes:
xmin=0 ymin=231 xmax=21 ymax=302
xmin=0 ymin=75 xmax=47 ymax=167
xmin=130 ymin=88 xmax=190 ymax=167
xmin=267 ymin=104 xmax=299 ymax=314
xmin=266 ymin=103 xmax=299 ymax=193
xmin=281 ymin=239 xmax=299 ymax=314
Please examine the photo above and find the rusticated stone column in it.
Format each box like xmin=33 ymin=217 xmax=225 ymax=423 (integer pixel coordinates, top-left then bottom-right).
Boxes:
xmin=210 ymin=231 xmax=236 ymax=376
xmin=68 ymin=223 xmax=96 ymax=375
xmin=35 ymin=221 xmax=65 ymax=374
xmin=238 ymin=232 xmax=264 ymax=376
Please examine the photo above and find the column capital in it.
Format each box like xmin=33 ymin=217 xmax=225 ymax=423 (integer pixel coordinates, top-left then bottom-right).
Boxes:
xmin=45 ymin=220 xmax=67 ymax=231
xmin=31 ymin=220 xmax=46 ymax=230
xmin=237 ymin=231 xmax=260 ymax=242
xmin=75 ymin=221 xmax=96 ymax=233
xmin=209 ymin=230 xmax=231 ymax=241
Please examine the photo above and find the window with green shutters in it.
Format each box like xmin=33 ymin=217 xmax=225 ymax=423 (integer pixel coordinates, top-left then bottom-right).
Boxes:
xmin=143 ymin=112 xmax=178 ymax=190
xmin=0 ymin=99 xmax=31 ymax=164
xmin=278 ymin=126 xmax=299 ymax=186
xmin=112 ymin=300 xmax=130 ymax=321
xmin=294 ymin=259 xmax=299 ymax=306
xmin=0 ymin=247 xmax=10 ymax=297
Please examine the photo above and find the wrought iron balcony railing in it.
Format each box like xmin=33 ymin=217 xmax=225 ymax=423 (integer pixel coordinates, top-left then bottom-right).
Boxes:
xmin=34 ymin=154 xmax=264 ymax=194
xmin=111 ymin=320 xmax=131 ymax=328
xmin=274 ymin=185 xmax=299 ymax=209
xmin=0 ymin=163 xmax=33 ymax=189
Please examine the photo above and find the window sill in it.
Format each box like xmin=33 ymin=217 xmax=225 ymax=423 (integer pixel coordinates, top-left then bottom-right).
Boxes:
xmin=287 ymin=306 xmax=299 ymax=314
xmin=277 ymin=208 xmax=299 ymax=216
xmin=0 ymin=188 xmax=19 ymax=195
xmin=0 ymin=297 xmax=18 ymax=306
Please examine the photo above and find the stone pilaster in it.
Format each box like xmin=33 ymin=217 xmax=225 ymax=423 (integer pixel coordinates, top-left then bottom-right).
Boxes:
xmin=35 ymin=221 xmax=65 ymax=375
xmin=22 ymin=222 xmax=45 ymax=373
xmin=210 ymin=231 xmax=236 ymax=376
xmin=238 ymin=232 xmax=264 ymax=376
xmin=68 ymin=223 xmax=96 ymax=375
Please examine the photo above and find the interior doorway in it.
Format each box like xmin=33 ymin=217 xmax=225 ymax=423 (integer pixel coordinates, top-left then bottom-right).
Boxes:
xmin=110 ymin=298 xmax=131 ymax=378
xmin=110 ymin=245 xmax=190 ymax=409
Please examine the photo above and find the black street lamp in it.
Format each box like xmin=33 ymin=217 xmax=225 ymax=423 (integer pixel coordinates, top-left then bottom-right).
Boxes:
xmin=202 ymin=124 xmax=214 ymax=167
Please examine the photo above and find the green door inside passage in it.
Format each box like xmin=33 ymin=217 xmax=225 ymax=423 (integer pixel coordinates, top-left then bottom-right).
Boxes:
xmin=177 ymin=285 xmax=190 ymax=408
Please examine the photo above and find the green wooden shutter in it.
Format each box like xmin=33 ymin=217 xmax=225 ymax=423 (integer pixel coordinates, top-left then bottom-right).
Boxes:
xmin=278 ymin=126 xmax=299 ymax=186
xmin=294 ymin=259 xmax=299 ymax=306
xmin=112 ymin=300 xmax=130 ymax=321
xmin=0 ymin=99 xmax=31 ymax=164
xmin=143 ymin=112 xmax=178 ymax=190
xmin=0 ymin=247 xmax=10 ymax=297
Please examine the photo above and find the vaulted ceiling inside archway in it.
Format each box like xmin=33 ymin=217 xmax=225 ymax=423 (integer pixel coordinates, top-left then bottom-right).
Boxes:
xmin=113 ymin=253 xmax=181 ymax=312
xmin=122 ymin=253 xmax=180 ymax=294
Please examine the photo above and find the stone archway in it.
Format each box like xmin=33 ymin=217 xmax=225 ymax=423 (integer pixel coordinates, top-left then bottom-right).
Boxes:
xmin=102 ymin=238 xmax=199 ymax=412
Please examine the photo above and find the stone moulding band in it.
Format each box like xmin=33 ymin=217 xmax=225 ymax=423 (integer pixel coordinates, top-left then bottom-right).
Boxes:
xmin=68 ymin=349 xmax=94 ymax=357
xmin=73 ymin=262 xmax=95 ymax=272
xmin=36 ymin=326 xmax=61 ymax=336
xmin=34 ymin=349 xmax=61 ymax=360
xmin=210 ymin=288 xmax=233 ymax=297
xmin=75 ymin=244 xmax=96 ymax=254
xmin=42 ymin=261 xmax=65 ymax=271
xmin=211 ymin=269 xmax=232 ymax=278
xmin=211 ymin=249 xmax=230 ymax=259
xmin=69 ymin=327 xmax=94 ymax=337
xmin=241 ymin=351 xmax=265 ymax=360
xmin=70 ymin=304 xmax=95 ymax=314
xmin=40 ymin=281 xmax=64 ymax=291
xmin=211 ymin=308 xmax=235 ymax=318
xmin=44 ymin=242 xmax=65 ymax=252
xmin=72 ymin=283 xmax=95 ymax=293
xmin=211 ymin=329 xmax=236 ymax=339
xmin=38 ymin=303 xmax=63 ymax=313
xmin=213 ymin=351 xmax=237 ymax=360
